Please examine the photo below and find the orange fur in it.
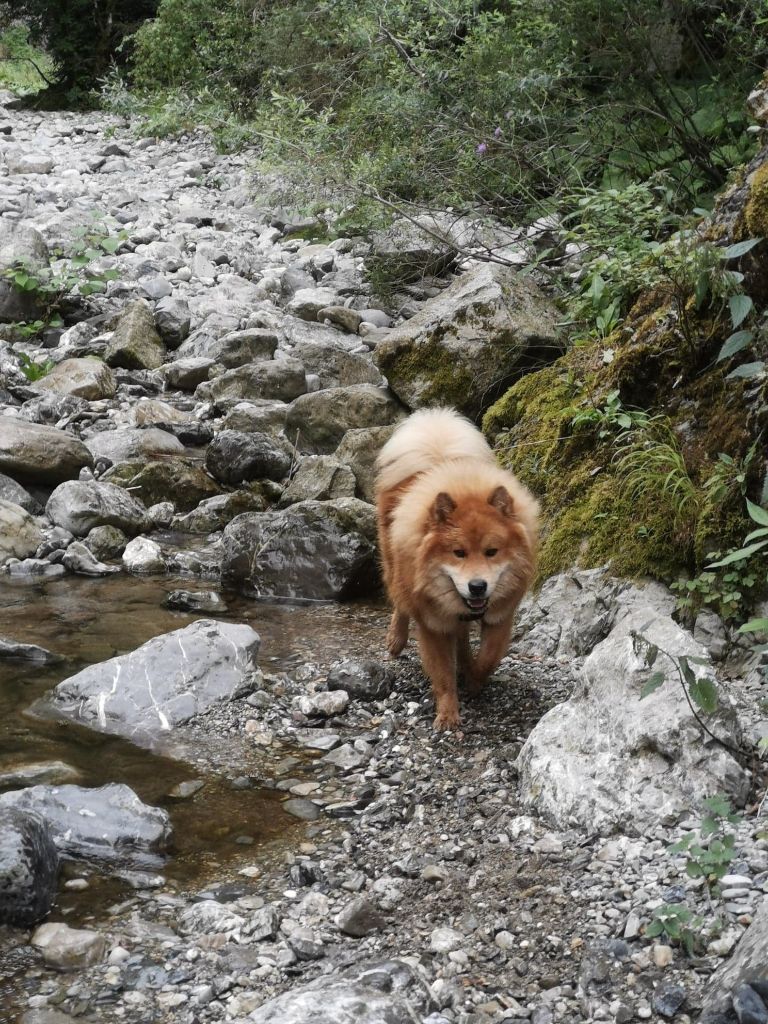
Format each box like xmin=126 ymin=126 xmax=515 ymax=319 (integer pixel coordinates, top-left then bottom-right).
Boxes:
xmin=375 ymin=408 xmax=539 ymax=730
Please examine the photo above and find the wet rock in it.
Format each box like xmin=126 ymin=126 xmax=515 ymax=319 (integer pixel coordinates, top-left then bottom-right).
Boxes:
xmin=286 ymin=384 xmax=404 ymax=454
xmin=248 ymin=959 xmax=434 ymax=1024
xmin=282 ymin=798 xmax=322 ymax=821
xmin=0 ymin=784 xmax=171 ymax=867
xmin=31 ymin=922 xmax=106 ymax=970
xmin=205 ymin=430 xmax=292 ymax=485
xmin=36 ymin=619 xmax=260 ymax=745
xmin=83 ymin=524 xmax=128 ymax=560
xmin=172 ymin=488 xmax=266 ymax=533
xmin=0 ymin=221 xmax=49 ymax=323
xmin=46 ymin=480 xmax=149 ymax=537
xmin=0 ymin=471 xmax=41 ymax=513
xmin=34 ymin=358 xmax=116 ymax=401
xmin=335 ymin=896 xmax=386 ymax=937
xmin=0 ymin=810 xmax=58 ymax=926
xmin=0 ymin=762 xmax=79 ymax=787
xmin=102 ymin=457 xmax=220 ymax=513
xmin=163 ymin=590 xmax=228 ymax=613
xmin=334 ymin=425 xmax=397 ymax=502
xmin=202 ymin=357 xmax=307 ymax=406
xmin=0 ymin=419 xmax=93 ymax=484
xmin=221 ymin=497 xmax=378 ymax=600
xmin=62 ymin=540 xmax=120 ymax=576
xmin=122 ymin=535 xmax=165 ymax=573
xmin=374 ymin=262 xmax=562 ymax=418
xmin=0 ymin=500 xmax=43 ymax=564
xmin=105 ymin=301 xmax=166 ymax=370
xmin=518 ymin=604 xmax=748 ymax=835
xmin=0 ymin=638 xmax=60 ymax=664
xmin=85 ymin=426 xmax=184 ymax=463
xmin=279 ymin=455 xmax=356 ymax=505
xmin=327 ymin=659 xmax=394 ymax=700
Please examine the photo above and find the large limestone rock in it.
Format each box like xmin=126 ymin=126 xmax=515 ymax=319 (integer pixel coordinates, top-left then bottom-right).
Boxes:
xmin=374 ymin=263 xmax=561 ymax=418
xmin=286 ymin=384 xmax=404 ymax=454
xmin=517 ymin=603 xmax=749 ymax=835
xmin=102 ymin=458 xmax=220 ymax=513
xmin=294 ymin=337 xmax=384 ymax=389
xmin=249 ymin=959 xmax=434 ymax=1024
xmin=45 ymin=480 xmax=150 ymax=537
xmin=335 ymin=425 xmax=397 ymax=502
xmin=279 ymin=455 xmax=356 ymax=506
xmin=175 ymin=327 xmax=278 ymax=367
xmin=370 ymin=214 xmax=461 ymax=281
xmin=699 ymin=899 xmax=768 ymax=1021
xmin=0 ymin=810 xmax=59 ymax=927
xmin=34 ymin=358 xmax=116 ymax=401
xmin=0 ymin=784 xmax=171 ymax=867
xmin=35 ymin=620 xmax=261 ymax=746
xmin=221 ymin=498 xmax=378 ymax=600
xmin=0 ymin=221 xmax=49 ymax=323
xmin=84 ymin=426 xmax=184 ymax=464
xmin=0 ymin=500 xmax=43 ymax=564
xmin=104 ymin=301 xmax=166 ymax=370
xmin=200 ymin=357 xmax=307 ymax=406
xmin=0 ymin=419 xmax=93 ymax=484
xmin=205 ymin=430 xmax=292 ymax=485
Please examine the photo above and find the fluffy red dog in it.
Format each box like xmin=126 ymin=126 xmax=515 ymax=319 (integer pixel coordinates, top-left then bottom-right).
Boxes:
xmin=375 ymin=408 xmax=539 ymax=730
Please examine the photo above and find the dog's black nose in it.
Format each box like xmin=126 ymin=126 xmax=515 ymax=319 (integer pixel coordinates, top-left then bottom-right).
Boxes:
xmin=468 ymin=579 xmax=487 ymax=596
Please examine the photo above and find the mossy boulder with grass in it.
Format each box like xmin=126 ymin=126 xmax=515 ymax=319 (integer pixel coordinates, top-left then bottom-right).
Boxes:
xmin=374 ymin=262 xmax=562 ymax=420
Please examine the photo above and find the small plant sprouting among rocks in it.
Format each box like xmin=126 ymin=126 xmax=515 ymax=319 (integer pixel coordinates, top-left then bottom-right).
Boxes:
xmin=17 ymin=352 xmax=54 ymax=382
xmin=668 ymin=794 xmax=743 ymax=887
xmin=646 ymin=903 xmax=702 ymax=956
xmin=633 ymin=632 xmax=719 ymax=714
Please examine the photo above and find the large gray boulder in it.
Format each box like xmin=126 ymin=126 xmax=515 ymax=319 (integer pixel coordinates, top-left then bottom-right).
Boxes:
xmin=374 ymin=262 xmax=561 ymax=418
xmin=0 ymin=500 xmax=43 ymax=564
xmin=517 ymin=603 xmax=749 ymax=835
xmin=84 ymin=427 xmax=184 ymax=464
xmin=370 ymin=214 xmax=460 ymax=281
xmin=0 ymin=419 xmax=93 ymax=484
xmin=249 ymin=959 xmax=434 ymax=1024
xmin=205 ymin=430 xmax=292 ymax=485
xmin=45 ymin=480 xmax=150 ymax=537
xmin=294 ymin=337 xmax=384 ymax=389
xmin=104 ymin=301 xmax=166 ymax=370
xmin=279 ymin=455 xmax=356 ymax=506
xmin=199 ymin=357 xmax=307 ymax=406
xmin=175 ymin=327 xmax=278 ymax=367
xmin=102 ymin=457 xmax=221 ymax=513
xmin=221 ymin=498 xmax=378 ymax=600
xmin=286 ymin=384 xmax=404 ymax=454
xmin=35 ymin=620 xmax=261 ymax=746
xmin=0 ymin=222 xmax=49 ymax=323
xmin=335 ymin=425 xmax=397 ymax=502
xmin=34 ymin=358 xmax=116 ymax=401
xmin=0 ymin=784 xmax=171 ymax=867
xmin=0 ymin=472 xmax=41 ymax=513
xmin=699 ymin=899 xmax=768 ymax=1022
xmin=0 ymin=810 xmax=59 ymax=927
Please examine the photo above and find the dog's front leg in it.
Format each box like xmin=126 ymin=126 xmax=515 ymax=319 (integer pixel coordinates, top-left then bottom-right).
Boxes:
xmin=417 ymin=626 xmax=461 ymax=731
xmin=385 ymin=609 xmax=410 ymax=657
xmin=467 ymin=619 xmax=513 ymax=695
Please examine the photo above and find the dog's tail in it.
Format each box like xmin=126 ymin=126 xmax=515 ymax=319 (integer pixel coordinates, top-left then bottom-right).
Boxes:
xmin=375 ymin=407 xmax=495 ymax=493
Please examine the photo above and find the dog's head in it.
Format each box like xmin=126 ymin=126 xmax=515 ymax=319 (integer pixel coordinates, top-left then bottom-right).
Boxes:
xmin=419 ymin=485 xmax=533 ymax=618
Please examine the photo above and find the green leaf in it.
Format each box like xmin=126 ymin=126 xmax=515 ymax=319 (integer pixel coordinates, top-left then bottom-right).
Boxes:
xmin=100 ymin=236 xmax=120 ymax=253
xmin=729 ymin=293 xmax=753 ymax=329
xmin=688 ymin=676 xmax=718 ymax=713
xmin=721 ymin=238 xmax=762 ymax=259
xmin=717 ymin=330 xmax=753 ymax=362
xmin=743 ymin=526 xmax=768 ymax=543
xmin=703 ymin=794 xmax=731 ymax=817
xmin=645 ymin=920 xmax=663 ymax=937
xmin=686 ymin=861 xmax=704 ymax=878
xmin=686 ymin=656 xmax=711 ymax=666
xmin=738 ymin=618 xmax=768 ymax=634
xmin=640 ymin=671 xmax=665 ymax=699
xmin=726 ymin=360 xmax=766 ymax=381
xmin=707 ymin=539 xmax=768 ymax=567
xmin=746 ymin=499 xmax=768 ymax=526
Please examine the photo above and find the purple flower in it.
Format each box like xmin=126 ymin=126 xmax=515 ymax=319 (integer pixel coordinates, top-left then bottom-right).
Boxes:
xmin=476 ymin=142 xmax=487 ymax=155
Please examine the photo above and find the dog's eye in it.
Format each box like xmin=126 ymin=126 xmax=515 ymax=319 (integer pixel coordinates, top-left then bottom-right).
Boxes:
xmin=453 ymin=549 xmax=466 ymax=558
xmin=485 ymin=548 xmax=498 ymax=558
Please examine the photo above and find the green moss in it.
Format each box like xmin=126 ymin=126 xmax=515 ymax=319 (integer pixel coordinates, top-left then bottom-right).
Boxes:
xmin=745 ymin=162 xmax=768 ymax=238
xmin=383 ymin=337 xmax=477 ymax=414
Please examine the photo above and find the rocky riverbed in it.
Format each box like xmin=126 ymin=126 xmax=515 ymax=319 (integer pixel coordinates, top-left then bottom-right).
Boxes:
xmin=0 ymin=97 xmax=767 ymax=1024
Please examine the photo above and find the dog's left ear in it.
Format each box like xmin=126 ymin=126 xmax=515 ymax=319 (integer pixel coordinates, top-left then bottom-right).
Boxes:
xmin=432 ymin=491 xmax=456 ymax=523
xmin=489 ymin=485 xmax=515 ymax=517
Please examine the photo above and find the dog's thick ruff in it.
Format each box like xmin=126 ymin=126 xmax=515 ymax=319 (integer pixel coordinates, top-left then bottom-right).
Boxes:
xmin=375 ymin=408 xmax=539 ymax=730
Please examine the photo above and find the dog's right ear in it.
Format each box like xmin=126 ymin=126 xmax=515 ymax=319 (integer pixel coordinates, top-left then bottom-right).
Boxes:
xmin=432 ymin=491 xmax=456 ymax=524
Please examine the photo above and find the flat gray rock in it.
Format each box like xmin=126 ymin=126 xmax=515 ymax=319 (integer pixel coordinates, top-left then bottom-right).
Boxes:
xmin=0 ymin=784 xmax=171 ymax=868
xmin=34 ymin=619 xmax=261 ymax=745
xmin=0 ymin=420 xmax=93 ymax=484
xmin=46 ymin=480 xmax=150 ymax=537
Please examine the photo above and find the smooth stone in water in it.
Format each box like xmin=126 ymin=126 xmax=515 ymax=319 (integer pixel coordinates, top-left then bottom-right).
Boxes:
xmin=122 ymin=536 xmax=165 ymax=573
xmin=0 ymin=809 xmax=58 ymax=926
xmin=31 ymin=922 xmax=107 ymax=970
xmin=0 ymin=500 xmax=44 ymax=564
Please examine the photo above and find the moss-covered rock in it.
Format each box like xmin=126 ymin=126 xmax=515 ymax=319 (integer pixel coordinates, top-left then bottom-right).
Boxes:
xmin=101 ymin=458 xmax=221 ymax=513
xmin=374 ymin=262 xmax=563 ymax=420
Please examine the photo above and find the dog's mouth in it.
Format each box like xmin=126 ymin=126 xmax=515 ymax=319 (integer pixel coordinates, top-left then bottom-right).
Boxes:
xmin=463 ymin=596 xmax=489 ymax=614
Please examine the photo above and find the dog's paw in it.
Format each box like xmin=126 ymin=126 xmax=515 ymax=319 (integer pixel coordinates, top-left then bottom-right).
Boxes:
xmin=385 ymin=630 xmax=407 ymax=658
xmin=433 ymin=708 xmax=462 ymax=732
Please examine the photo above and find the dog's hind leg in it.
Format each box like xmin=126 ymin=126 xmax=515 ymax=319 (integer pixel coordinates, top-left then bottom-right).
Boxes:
xmin=417 ymin=626 xmax=461 ymax=731
xmin=386 ymin=609 xmax=410 ymax=657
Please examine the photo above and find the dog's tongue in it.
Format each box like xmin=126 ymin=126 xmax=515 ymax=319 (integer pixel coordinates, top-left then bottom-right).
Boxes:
xmin=467 ymin=598 xmax=486 ymax=610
